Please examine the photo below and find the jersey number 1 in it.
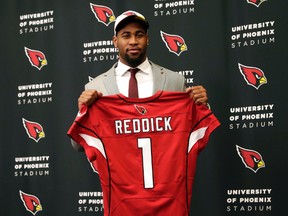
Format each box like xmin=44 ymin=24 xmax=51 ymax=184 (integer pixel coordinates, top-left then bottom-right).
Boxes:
xmin=138 ymin=138 xmax=154 ymax=189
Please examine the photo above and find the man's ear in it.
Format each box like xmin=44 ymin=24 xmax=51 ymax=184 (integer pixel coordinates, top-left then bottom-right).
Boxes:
xmin=112 ymin=35 xmax=117 ymax=48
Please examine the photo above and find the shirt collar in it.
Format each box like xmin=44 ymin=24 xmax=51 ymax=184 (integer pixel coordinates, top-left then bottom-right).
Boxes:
xmin=115 ymin=58 xmax=151 ymax=76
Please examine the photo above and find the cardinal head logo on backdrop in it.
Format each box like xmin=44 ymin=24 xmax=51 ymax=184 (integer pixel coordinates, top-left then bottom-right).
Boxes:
xmin=160 ymin=31 xmax=187 ymax=56
xmin=90 ymin=3 xmax=115 ymax=26
xmin=238 ymin=63 xmax=267 ymax=89
xmin=236 ymin=145 xmax=265 ymax=173
xmin=22 ymin=118 xmax=45 ymax=143
xmin=19 ymin=190 xmax=42 ymax=215
xmin=24 ymin=47 xmax=48 ymax=70
xmin=246 ymin=0 xmax=267 ymax=7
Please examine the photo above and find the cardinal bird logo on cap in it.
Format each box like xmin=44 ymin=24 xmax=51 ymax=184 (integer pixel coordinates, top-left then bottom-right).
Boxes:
xmin=22 ymin=118 xmax=45 ymax=143
xmin=247 ymin=0 xmax=267 ymax=7
xmin=238 ymin=63 xmax=267 ymax=89
xmin=19 ymin=190 xmax=42 ymax=215
xmin=134 ymin=105 xmax=147 ymax=115
xmin=123 ymin=11 xmax=137 ymax=16
xmin=24 ymin=47 xmax=47 ymax=70
xmin=236 ymin=145 xmax=265 ymax=173
xmin=160 ymin=31 xmax=187 ymax=56
xmin=90 ymin=3 xmax=115 ymax=26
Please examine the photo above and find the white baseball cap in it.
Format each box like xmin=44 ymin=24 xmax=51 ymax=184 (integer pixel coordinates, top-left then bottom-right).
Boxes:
xmin=114 ymin=10 xmax=149 ymax=35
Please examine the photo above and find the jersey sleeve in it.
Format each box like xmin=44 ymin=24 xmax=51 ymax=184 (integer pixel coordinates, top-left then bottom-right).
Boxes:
xmin=186 ymin=103 xmax=220 ymax=205
xmin=188 ymin=103 xmax=220 ymax=153
xmin=67 ymin=105 xmax=104 ymax=163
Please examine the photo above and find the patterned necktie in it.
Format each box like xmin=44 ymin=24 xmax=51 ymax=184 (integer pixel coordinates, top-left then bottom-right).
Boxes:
xmin=128 ymin=68 xmax=139 ymax=98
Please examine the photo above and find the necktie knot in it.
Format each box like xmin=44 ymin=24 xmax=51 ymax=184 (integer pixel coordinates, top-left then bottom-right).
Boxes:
xmin=129 ymin=68 xmax=139 ymax=74
xmin=128 ymin=68 xmax=139 ymax=98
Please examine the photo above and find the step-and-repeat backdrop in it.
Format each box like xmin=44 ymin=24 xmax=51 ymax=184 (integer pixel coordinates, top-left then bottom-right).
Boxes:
xmin=1 ymin=0 xmax=287 ymax=215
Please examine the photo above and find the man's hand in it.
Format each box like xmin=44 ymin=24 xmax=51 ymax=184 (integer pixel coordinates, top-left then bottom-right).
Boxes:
xmin=186 ymin=85 xmax=208 ymax=105
xmin=78 ymin=89 xmax=103 ymax=110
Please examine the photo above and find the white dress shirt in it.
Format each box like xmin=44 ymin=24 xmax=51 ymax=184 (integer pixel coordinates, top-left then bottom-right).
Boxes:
xmin=115 ymin=58 xmax=154 ymax=98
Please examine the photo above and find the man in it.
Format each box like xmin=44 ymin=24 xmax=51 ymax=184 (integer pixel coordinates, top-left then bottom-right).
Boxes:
xmin=72 ymin=10 xmax=209 ymax=151
xmin=69 ymin=10 xmax=220 ymax=215
xmin=77 ymin=10 xmax=208 ymax=110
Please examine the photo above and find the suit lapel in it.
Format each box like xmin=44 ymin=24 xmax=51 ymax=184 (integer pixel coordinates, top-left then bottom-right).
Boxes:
xmin=103 ymin=63 xmax=120 ymax=95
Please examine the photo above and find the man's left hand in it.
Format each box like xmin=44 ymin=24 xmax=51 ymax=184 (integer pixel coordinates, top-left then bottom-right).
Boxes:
xmin=186 ymin=85 xmax=208 ymax=105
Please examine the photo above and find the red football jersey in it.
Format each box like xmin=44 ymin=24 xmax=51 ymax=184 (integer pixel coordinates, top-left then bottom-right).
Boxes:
xmin=68 ymin=91 xmax=220 ymax=216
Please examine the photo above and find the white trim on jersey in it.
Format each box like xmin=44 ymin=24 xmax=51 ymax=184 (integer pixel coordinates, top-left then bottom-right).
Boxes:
xmin=188 ymin=127 xmax=208 ymax=153
xmin=79 ymin=134 xmax=107 ymax=159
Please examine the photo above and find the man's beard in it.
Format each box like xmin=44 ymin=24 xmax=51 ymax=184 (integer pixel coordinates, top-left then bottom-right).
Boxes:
xmin=124 ymin=50 xmax=146 ymax=68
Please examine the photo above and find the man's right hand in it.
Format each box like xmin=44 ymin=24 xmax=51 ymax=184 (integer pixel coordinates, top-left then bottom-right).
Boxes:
xmin=78 ymin=89 xmax=103 ymax=110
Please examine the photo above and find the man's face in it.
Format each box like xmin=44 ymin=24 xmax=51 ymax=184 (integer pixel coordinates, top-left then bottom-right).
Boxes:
xmin=113 ymin=22 xmax=149 ymax=68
